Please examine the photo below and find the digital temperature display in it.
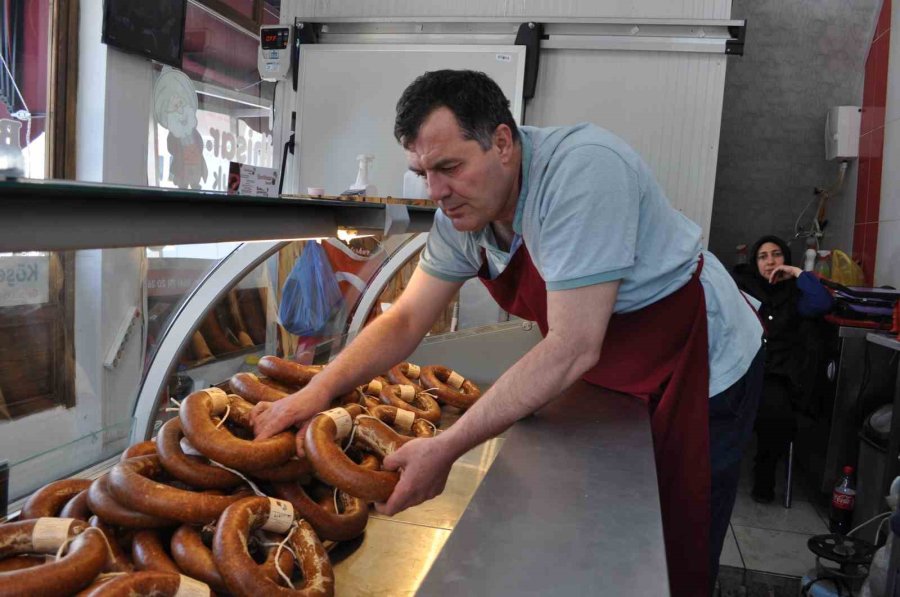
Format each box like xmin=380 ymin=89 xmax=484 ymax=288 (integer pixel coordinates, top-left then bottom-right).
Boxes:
xmin=261 ymin=27 xmax=290 ymax=50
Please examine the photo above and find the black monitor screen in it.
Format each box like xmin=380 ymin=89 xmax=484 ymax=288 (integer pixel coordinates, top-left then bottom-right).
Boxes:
xmin=102 ymin=0 xmax=187 ymax=68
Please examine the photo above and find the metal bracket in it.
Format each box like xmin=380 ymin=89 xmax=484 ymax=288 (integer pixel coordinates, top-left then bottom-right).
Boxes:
xmin=515 ymin=22 xmax=544 ymax=101
xmin=384 ymin=204 xmax=411 ymax=236
xmin=726 ymin=21 xmax=747 ymax=56
xmin=293 ymin=21 xmax=319 ymax=91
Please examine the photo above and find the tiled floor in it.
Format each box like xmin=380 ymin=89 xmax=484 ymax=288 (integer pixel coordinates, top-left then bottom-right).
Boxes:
xmin=717 ymin=448 xmax=831 ymax=595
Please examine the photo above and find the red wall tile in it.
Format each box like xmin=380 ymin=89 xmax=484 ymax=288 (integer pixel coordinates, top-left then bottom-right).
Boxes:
xmin=873 ymin=33 xmax=891 ymax=129
xmin=876 ymin=0 xmax=892 ymax=39
xmin=862 ymin=222 xmax=880 ymax=284
xmin=856 ymin=133 xmax=872 ymax=224
xmin=853 ymin=0 xmax=890 ymax=283
xmin=868 ymin=126 xmax=885 ymax=224
xmin=853 ymin=223 xmax=866 ymax=261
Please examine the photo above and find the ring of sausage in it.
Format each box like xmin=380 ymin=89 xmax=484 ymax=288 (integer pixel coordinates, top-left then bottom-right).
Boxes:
xmin=107 ymin=455 xmax=245 ymax=525
xmin=336 ymin=388 xmax=365 ymax=407
xmin=369 ymin=404 xmax=436 ymax=438
xmin=304 ymin=408 xmax=408 ymax=503
xmin=87 ymin=476 xmax=176 ymax=529
xmin=258 ymin=376 xmax=301 ymax=394
xmin=20 ymin=479 xmax=93 ymax=519
xmin=170 ymin=524 xmax=293 ymax=594
xmin=257 ymin=355 xmax=322 ymax=387
xmin=88 ymin=516 xmax=133 ymax=573
xmin=0 ymin=555 xmax=48 ymax=573
xmin=386 ymin=362 xmax=423 ymax=388
xmin=59 ymin=489 xmax=93 ymax=521
xmin=179 ymin=389 xmax=294 ymax=472
xmin=131 ymin=529 xmax=181 ymax=574
xmin=351 ymin=416 xmax=412 ymax=460
xmin=378 ymin=384 xmax=441 ymax=424
xmin=0 ymin=519 xmax=107 ymax=597
xmin=251 ymin=457 xmax=313 ymax=484
xmin=120 ymin=441 xmax=157 ymax=461
xmin=229 ymin=372 xmax=288 ymax=404
xmin=77 ymin=571 xmax=210 ymax=597
xmin=419 ymin=365 xmax=482 ymax=410
xmin=359 ymin=376 xmax=389 ymax=398
xmin=213 ymin=496 xmax=334 ymax=597
xmin=156 ymin=418 xmax=243 ymax=490
xmin=270 ymin=482 xmax=368 ymax=542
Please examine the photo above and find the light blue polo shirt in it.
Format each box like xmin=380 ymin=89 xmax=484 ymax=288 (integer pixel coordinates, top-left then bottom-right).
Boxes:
xmin=420 ymin=124 xmax=763 ymax=397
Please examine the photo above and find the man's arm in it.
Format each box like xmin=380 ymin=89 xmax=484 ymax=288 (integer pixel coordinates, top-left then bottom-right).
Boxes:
xmin=251 ymin=267 xmax=463 ymax=440
xmin=376 ymin=279 xmax=619 ymax=514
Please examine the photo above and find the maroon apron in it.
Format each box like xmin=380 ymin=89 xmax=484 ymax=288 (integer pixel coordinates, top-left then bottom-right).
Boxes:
xmin=479 ymin=245 xmax=711 ymax=597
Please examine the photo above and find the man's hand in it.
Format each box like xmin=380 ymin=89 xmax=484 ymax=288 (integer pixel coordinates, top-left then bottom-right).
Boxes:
xmin=250 ymin=389 xmax=329 ymax=454
xmin=373 ymin=436 xmax=457 ymax=516
xmin=768 ymin=264 xmax=802 ymax=284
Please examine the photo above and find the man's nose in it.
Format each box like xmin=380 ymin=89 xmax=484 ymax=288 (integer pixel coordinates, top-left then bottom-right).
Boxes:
xmin=427 ymin=172 xmax=450 ymax=201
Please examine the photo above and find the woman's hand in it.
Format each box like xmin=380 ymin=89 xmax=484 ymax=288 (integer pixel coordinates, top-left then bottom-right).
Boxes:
xmin=768 ymin=264 xmax=802 ymax=284
xmin=250 ymin=389 xmax=329 ymax=454
xmin=373 ymin=436 xmax=457 ymax=516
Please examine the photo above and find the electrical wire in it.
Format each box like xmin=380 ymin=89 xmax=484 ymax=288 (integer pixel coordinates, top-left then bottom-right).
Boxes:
xmin=847 ymin=510 xmax=891 ymax=537
xmin=0 ymin=43 xmax=32 ymax=174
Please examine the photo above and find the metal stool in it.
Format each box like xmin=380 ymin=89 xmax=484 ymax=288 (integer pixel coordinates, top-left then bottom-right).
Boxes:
xmin=784 ymin=440 xmax=794 ymax=509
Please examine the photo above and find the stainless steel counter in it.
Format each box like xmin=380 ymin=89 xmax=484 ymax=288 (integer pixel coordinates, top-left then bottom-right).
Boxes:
xmin=327 ymin=380 xmax=667 ymax=596
xmin=320 ymin=322 xmax=665 ymax=595
xmin=417 ymin=381 xmax=668 ymax=596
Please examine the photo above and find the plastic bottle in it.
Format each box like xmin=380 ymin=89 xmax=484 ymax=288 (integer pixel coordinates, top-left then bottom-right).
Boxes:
xmin=344 ymin=154 xmax=377 ymax=196
xmin=0 ymin=119 xmax=25 ymax=178
xmin=803 ymin=239 xmax=817 ymax=272
xmin=815 ymin=250 xmax=832 ymax=279
xmin=829 ymin=465 xmax=856 ymax=534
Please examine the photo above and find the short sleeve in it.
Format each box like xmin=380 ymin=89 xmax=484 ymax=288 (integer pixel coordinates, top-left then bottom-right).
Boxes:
xmin=419 ymin=211 xmax=480 ymax=283
xmin=536 ymin=145 xmax=641 ymax=291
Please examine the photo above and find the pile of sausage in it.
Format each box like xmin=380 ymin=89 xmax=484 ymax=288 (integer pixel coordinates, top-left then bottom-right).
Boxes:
xmin=0 ymin=356 xmax=481 ymax=596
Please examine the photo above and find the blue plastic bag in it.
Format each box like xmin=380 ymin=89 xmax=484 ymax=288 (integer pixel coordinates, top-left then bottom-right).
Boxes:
xmin=279 ymin=241 xmax=344 ymax=336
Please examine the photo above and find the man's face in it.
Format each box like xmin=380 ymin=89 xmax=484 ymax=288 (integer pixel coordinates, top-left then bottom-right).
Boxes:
xmin=405 ymin=107 xmax=514 ymax=232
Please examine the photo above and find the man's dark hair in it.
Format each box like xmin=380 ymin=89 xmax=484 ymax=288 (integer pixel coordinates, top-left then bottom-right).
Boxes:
xmin=394 ymin=70 xmax=520 ymax=150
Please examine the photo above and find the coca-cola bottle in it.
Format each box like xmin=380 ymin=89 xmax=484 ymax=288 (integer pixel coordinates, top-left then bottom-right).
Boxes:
xmin=829 ymin=465 xmax=856 ymax=535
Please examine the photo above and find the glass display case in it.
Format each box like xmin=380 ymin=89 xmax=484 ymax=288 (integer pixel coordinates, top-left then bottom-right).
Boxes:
xmin=0 ymin=180 xmax=437 ymax=499
xmin=0 ymin=179 xmax=668 ymax=595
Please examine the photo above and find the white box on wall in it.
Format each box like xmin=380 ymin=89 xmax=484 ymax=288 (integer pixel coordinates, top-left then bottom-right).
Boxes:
xmin=825 ymin=106 xmax=861 ymax=160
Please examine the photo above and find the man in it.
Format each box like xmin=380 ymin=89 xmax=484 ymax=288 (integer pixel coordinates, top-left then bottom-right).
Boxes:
xmin=251 ymin=70 xmax=764 ymax=596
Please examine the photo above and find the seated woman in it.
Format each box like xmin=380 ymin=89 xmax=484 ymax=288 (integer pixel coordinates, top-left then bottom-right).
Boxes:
xmin=732 ymin=235 xmax=833 ymax=503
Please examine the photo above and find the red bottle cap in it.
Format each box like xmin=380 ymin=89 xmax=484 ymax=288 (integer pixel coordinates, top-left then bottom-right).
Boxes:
xmin=843 ymin=466 xmax=854 ymax=474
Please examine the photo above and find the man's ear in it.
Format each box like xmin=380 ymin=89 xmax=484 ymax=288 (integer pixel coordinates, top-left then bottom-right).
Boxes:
xmin=493 ymin=124 xmax=515 ymax=163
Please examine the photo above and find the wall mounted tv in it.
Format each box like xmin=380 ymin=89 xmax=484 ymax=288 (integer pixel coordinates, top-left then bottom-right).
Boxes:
xmin=102 ymin=0 xmax=187 ymax=68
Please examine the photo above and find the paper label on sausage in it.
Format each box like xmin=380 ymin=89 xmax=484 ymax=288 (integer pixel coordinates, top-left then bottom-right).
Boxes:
xmin=175 ymin=575 xmax=211 ymax=597
xmin=399 ymin=385 xmax=416 ymax=402
xmin=447 ymin=371 xmax=465 ymax=389
xmin=321 ymin=408 xmax=353 ymax=439
xmin=367 ymin=379 xmax=382 ymax=394
xmin=205 ymin=387 xmax=229 ymax=413
xmin=263 ymin=498 xmax=295 ymax=533
xmin=180 ymin=437 xmax=205 ymax=457
xmin=394 ymin=408 xmax=415 ymax=432
xmin=405 ymin=363 xmax=421 ymax=379
xmin=32 ymin=517 xmax=75 ymax=553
